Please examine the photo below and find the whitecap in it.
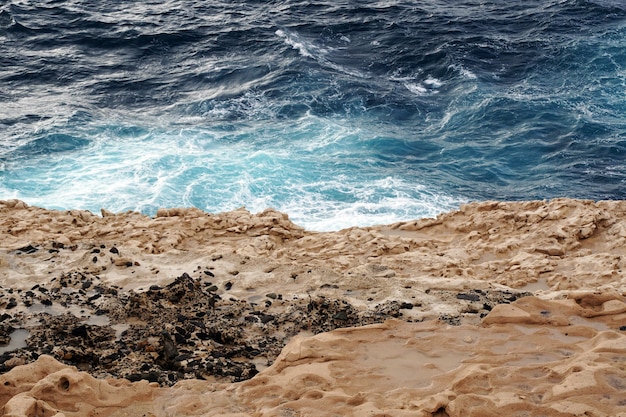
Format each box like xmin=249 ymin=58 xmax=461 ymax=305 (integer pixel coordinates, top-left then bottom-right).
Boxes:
xmin=423 ymin=76 xmax=443 ymax=88
xmin=448 ymin=63 xmax=477 ymax=80
xmin=459 ymin=66 xmax=477 ymax=80
xmin=275 ymin=29 xmax=367 ymax=79
xmin=275 ymin=29 xmax=316 ymax=58
xmin=404 ymin=82 xmax=428 ymax=96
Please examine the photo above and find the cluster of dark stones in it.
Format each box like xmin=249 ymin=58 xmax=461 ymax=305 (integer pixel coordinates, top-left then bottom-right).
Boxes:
xmin=0 ymin=270 xmax=415 ymax=386
xmin=1 ymin=266 xmax=535 ymax=386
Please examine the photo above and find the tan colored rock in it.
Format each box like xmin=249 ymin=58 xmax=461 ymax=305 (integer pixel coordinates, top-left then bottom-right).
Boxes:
xmin=1 ymin=198 xmax=626 ymax=416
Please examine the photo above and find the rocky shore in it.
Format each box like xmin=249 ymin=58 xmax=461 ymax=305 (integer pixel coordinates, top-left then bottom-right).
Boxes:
xmin=1 ymin=198 xmax=625 ymax=416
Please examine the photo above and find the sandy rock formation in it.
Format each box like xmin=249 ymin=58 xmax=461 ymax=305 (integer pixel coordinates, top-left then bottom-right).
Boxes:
xmin=2 ymin=294 xmax=625 ymax=417
xmin=1 ymin=198 xmax=626 ymax=416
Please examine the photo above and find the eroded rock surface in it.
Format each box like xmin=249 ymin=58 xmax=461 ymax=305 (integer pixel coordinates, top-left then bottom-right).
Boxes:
xmin=1 ymin=198 xmax=626 ymax=416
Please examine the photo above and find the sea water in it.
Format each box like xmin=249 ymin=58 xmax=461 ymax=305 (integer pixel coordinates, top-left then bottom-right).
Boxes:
xmin=1 ymin=0 xmax=625 ymax=230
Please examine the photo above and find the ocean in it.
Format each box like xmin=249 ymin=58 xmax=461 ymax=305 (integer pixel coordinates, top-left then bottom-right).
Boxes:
xmin=1 ymin=0 xmax=625 ymax=231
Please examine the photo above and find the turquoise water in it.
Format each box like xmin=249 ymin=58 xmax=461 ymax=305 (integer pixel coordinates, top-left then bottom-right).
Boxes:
xmin=2 ymin=1 xmax=626 ymax=230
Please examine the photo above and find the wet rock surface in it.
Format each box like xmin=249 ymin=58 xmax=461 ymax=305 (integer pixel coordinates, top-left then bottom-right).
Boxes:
xmin=0 ymin=269 xmax=532 ymax=386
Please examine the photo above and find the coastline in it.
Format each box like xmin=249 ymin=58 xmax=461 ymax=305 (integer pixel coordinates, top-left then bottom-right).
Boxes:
xmin=1 ymin=198 xmax=625 ymax=416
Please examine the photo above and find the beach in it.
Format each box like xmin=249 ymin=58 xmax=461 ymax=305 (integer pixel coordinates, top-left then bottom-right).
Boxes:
xmin=1 ymin=198 xmax=625 ymax=416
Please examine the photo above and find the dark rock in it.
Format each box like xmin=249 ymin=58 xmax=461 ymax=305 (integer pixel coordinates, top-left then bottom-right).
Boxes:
xmin=196 ymin=332 xmax=211 ymax=340
xmin=6 ymin=298 xmax=17 ymax=309
xmin=161 ymin=331 xmax=178 ymax=361
xmin=146 ymin=371 xmax=161 ymax=382
xmin=71 ymin=325 xmax=89 ymax=339
xmin=440 ymin=314 xmax=461 ymax=326
xmin=15 ymin=244 xmax=38 ymax=254
xmin=109 ymin=247 xmax=119 ymax=254
xmin=125 ymin=373 xmax=143 ymax=382
xmin=259 ymin=315 xmax=275 ymax=324
xmin=457 ymin=292 xmax=480 ymax=302
xmin=174 ymin=326 xmax=188 ymax=345
xmin=127 ymin=371 xmax=161 ymax=383
xmin=87 ymin=293 xmax=101 ymax=303
xmin=102 ymin=352 xmax=122 ymax=363
xmin=206 ymin=329 xmax=234 ymax=345
xmin=332 ymin=311 xmax=348 ymax=321
xmin=174 ymin=333 xmax=186 ymax=344
xmin=224 ymin=282 xmax=233 ymax=291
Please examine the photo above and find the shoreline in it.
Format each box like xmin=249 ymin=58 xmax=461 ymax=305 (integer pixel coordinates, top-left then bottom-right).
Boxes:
xmin=1 ymin=198 xmax=625 ymax=416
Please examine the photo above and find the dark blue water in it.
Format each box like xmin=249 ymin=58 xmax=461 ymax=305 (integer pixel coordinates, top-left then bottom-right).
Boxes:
xmin=1 ymin=0 xmax=626 ymax=230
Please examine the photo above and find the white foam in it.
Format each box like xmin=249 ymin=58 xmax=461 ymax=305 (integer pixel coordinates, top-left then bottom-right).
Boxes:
xmin=276 ymin=29 xmax=317 ymax=58
xmin=2 ymin=117 xmax=464 ymax=231
xmin=402 ymin=75 xmax=444 ymax=96
xmin=423 ymin=76 xmax=443 ymax=88
xmin=404 ymin=82 xmax=428 ymax=96
xmin=280 ymin=193 xmax=459 ymax=232
xmin=451 ymin=63 xmax=477 ymax=80
xmin=276 ymin=176 xmax=462 ymax=231
xmin=275 ymin=29 xmax=368 ymax=79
